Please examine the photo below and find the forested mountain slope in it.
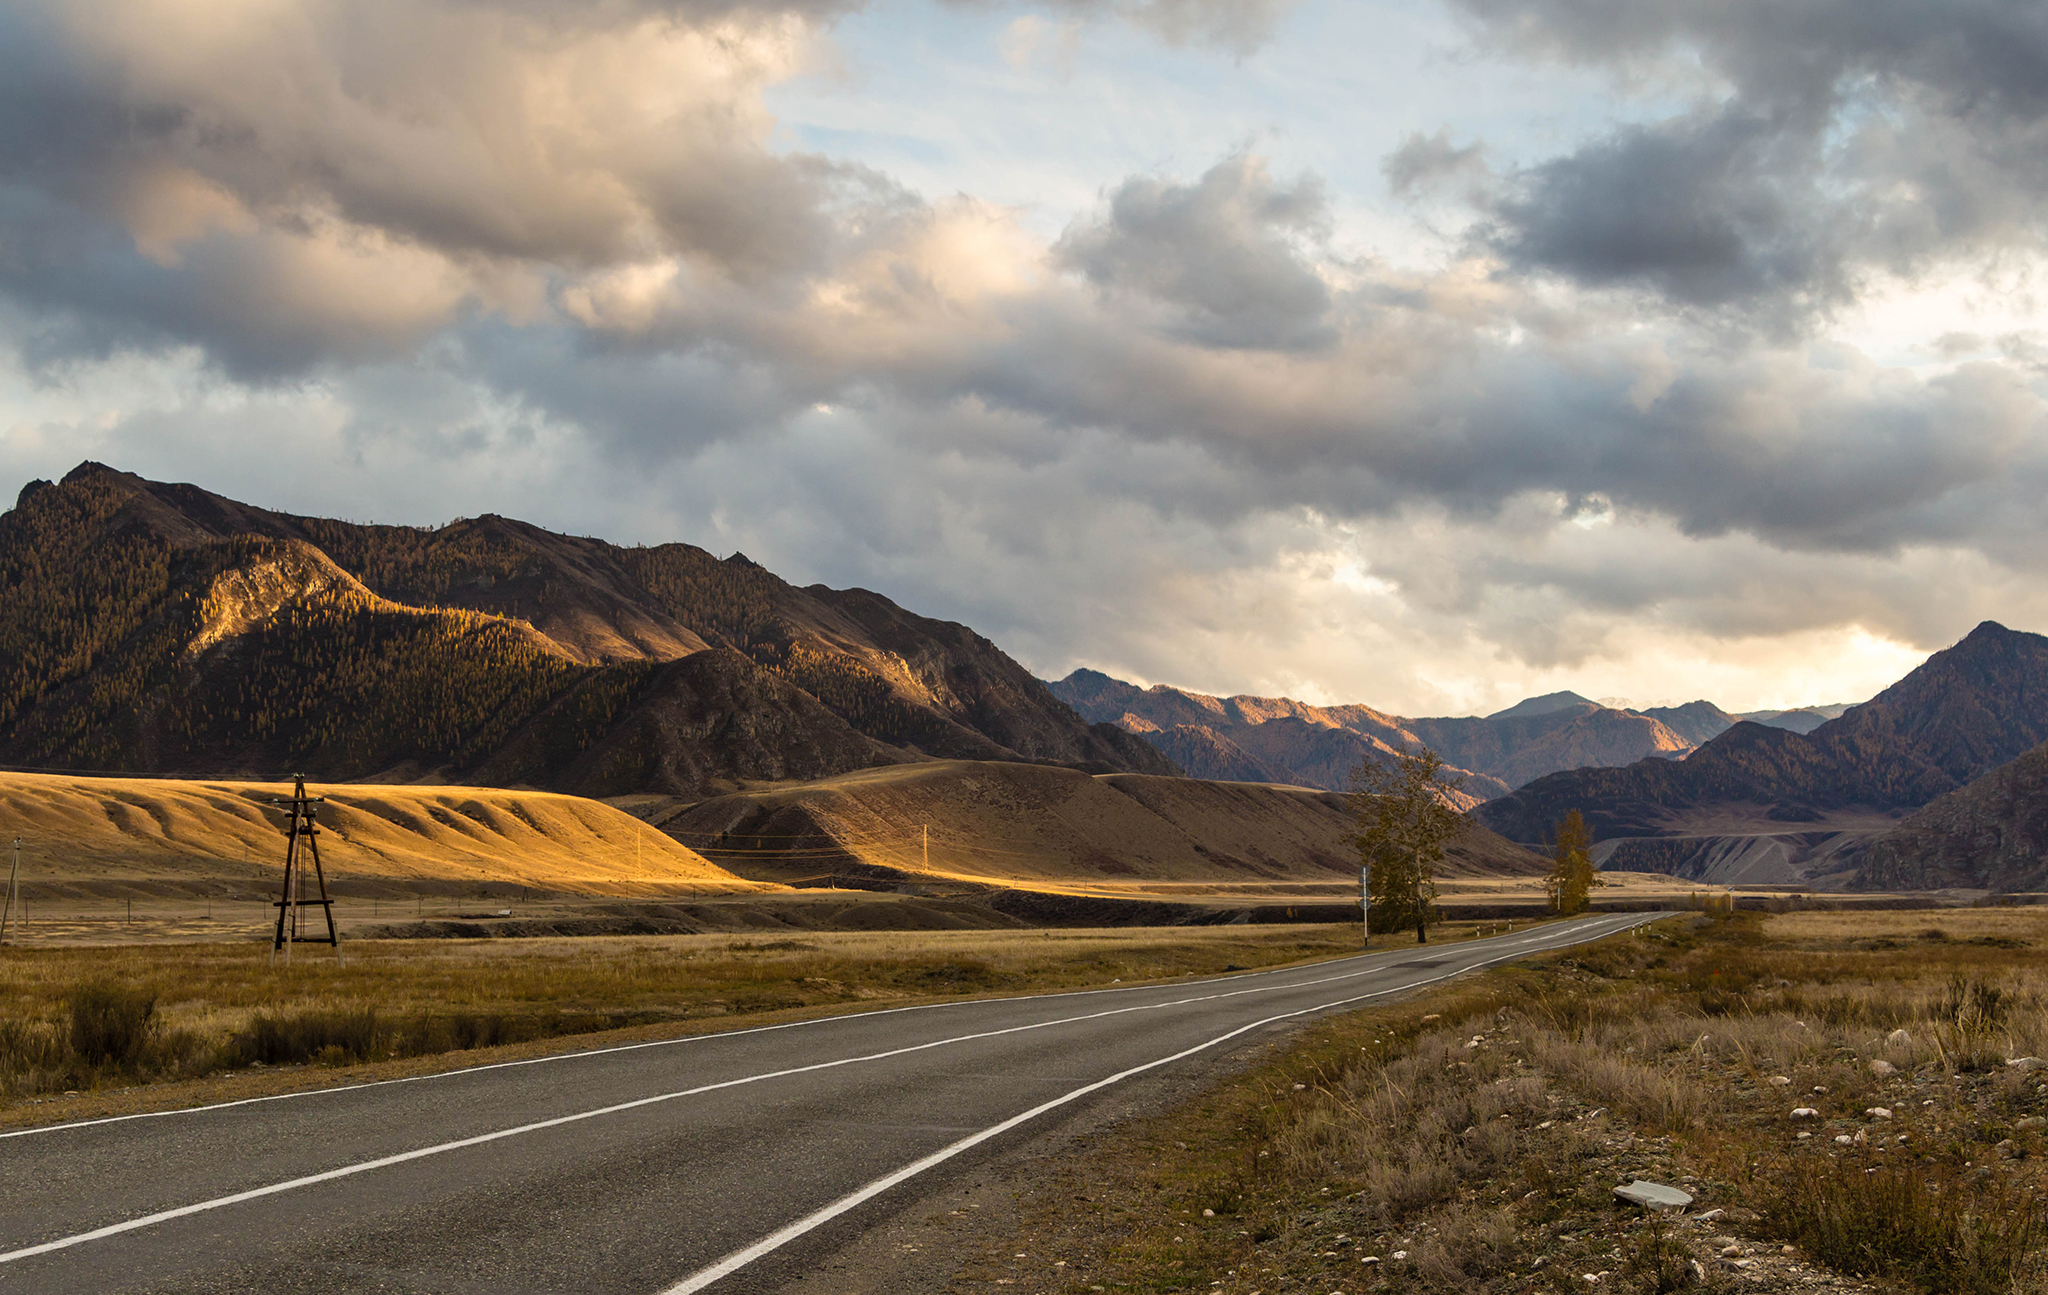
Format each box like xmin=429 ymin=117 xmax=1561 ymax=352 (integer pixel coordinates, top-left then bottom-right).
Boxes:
xmin=0 ymin=463 xmax=1168 ymax=795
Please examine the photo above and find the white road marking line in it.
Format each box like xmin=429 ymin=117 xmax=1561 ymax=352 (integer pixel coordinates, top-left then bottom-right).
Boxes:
xmin=0 ymin=913 xmax=1663 ymax=1269
xmin=657 ymin=916 xmax=1662 ymax=1295
xmin=0 ymin=915 xmax=1628 ymax=1142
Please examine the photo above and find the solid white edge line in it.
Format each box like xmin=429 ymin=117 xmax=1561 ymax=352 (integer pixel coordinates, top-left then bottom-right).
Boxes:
xmin=0 ymin=914 xmax=1629 ymax=1142
xmin=656 ymin=913 xmax=1661 ymax=1295
xmin=0 ymin=912 xmax=1661 ymax=1269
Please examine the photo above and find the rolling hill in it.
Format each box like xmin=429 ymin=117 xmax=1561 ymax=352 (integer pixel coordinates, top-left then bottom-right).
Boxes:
xmin=0 ymin=771 xmax=766 ymax=898
xmin=0 ymin=463 xmax=1170 ymax=797
xmin=654 ymin=759 xmax=1547 ymax=893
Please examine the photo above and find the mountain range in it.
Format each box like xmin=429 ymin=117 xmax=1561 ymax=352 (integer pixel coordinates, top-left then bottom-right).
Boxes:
xmin=13 ymin=461 xmax=2046 ymax=898
xmin=1473 ymin=621 xmax=2048 ymax=888
xmin=0 ymin=463 xmax=1171 ymax=796
xmin=1048 ymin=672 xmax=1763 ymax=799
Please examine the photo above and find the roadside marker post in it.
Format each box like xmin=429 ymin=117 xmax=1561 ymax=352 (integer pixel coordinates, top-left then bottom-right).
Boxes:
xmin=1360 ymin=863 xmax=1369 ymax=949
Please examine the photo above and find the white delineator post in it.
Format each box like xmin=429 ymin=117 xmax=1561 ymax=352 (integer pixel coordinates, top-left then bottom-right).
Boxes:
xmin=1360 ymin=863 xmax=1370 ymax=948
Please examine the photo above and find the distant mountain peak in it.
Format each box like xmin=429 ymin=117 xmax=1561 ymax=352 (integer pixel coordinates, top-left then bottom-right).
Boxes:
xmin=1485 ymin=691 xmax=1597 ymax=721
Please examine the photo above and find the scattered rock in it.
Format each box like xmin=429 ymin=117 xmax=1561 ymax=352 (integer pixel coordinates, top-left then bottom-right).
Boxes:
xmin=2009 ymin=1057 xmax=2048 ymax=1073
xmin=1998 ymin=1139 xmax=2022 ymax=1159
xmin=1767 ymin=1075 xmax=1791 ymax=1086
xmin=1869 ymin=1059 xmax=1896 ymax=1076
xmin=1790 ymin=1108 xmax=1819 ymax=1119
xmin=1887 ymin=1028 xmax=1912 ymax=1048
xmin=1693 ymin=1209 xmax=1724 ymax=1222
xmin=2017 ymin=1117 xmax=2047 ymax=1131
xmin=1613 ymin=1180 xmax=1694 ymax=1212
xmin=1867 ymin=1107 xmax=1893 ymax=1119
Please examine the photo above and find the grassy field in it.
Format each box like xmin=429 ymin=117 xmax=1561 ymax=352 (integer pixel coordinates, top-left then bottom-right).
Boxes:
xmin=0 ymin=919 xmax=1550 ymax=1124
xmin=969 ymin=909 xmax=2048 ymax=1295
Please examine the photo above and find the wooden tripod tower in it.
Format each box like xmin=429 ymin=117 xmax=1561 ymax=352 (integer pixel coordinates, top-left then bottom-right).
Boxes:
xmin=268 ymin=775 xmax=341 ymax=966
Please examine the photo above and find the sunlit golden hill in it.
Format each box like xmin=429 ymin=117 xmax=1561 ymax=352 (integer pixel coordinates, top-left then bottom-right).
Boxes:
xmin=0 ymin=772 xmax=768 ymax=899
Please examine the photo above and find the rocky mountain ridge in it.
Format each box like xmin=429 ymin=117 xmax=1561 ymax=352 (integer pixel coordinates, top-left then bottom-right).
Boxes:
xmin=1472 ymin=622 xmax=2048 ymax=888
xmin=1049 ymin=670 xmax=1733 ymax=797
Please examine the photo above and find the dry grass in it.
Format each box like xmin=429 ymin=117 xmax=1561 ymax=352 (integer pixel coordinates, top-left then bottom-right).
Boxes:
xmin=0 ymin=923 xmax=1478 ymax=1114
xmin=989 ymin=908 xmax=2048 ymax=1295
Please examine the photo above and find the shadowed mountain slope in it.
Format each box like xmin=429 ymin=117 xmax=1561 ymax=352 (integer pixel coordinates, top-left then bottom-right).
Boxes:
xmin=1048 ymin=670 xmax=1699 ymax=796
xmin=0 ymin=463 xmax=1170 ymax=795
xmin=1854 ymin=740 xmax=2048 ymax=893
xmin=1475 ymin=622 xmax=2048 ymax=851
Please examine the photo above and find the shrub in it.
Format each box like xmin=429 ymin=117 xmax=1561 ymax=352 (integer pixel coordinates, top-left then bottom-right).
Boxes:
xmin=233 ymin=1008 xmax=384 ymax=1067
xmin=68 ymin=982 xmax=157 ymax=1067
xmin=1759 ymin=1157 xmax=2045 ymax=1295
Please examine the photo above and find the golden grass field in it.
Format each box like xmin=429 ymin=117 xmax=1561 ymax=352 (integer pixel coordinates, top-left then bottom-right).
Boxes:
xmin=0 ymin=920 xmax=1537 ymax=1121
xmin=0 ymin=771 xmax=771 ymax=899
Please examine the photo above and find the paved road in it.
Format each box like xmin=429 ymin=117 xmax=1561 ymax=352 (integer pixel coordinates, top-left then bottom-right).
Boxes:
xmin=0 ymin=913 xmax=1661 ymax=1293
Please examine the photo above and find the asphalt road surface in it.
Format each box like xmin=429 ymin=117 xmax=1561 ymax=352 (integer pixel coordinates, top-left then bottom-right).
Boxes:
xmin=0 ymin=913 xmax=1662 ymax=1294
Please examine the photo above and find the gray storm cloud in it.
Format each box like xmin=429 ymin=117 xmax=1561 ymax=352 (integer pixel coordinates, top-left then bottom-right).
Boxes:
xmin=1054 ymin=154 xmax=1337 ymax=352
xmin=1457 ymin=0 xmax=2048 ymax=325
xmin=1 ymin=0 xmax=2045 ymax=709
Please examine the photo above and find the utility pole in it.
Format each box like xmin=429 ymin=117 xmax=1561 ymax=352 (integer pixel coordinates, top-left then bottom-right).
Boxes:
xmin=266 ymin=775 xmax=343 ymax=967
xmin=923 ymin=824 xmax=928 ymax=871
xmin=0 ymin=837 xmax=19 ymax=945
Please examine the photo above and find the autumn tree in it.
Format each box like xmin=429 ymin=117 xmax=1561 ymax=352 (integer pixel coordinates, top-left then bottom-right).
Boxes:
xmin=1349 ymin=746 xmax=1465 ymax=945
xmin=1546 ymin=809 xmax=1601 ymax=915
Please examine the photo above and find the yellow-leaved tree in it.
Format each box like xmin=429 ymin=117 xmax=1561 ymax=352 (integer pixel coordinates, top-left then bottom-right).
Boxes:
xmin=1546 ymin=809 xmax=1601 ymax=915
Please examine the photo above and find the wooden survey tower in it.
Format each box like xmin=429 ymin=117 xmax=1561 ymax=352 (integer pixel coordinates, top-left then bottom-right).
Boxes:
xmin=268 ymin=775 xmax=341 ymax=965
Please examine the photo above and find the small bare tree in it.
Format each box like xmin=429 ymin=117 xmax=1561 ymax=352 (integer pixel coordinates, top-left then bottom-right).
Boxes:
xmin=1349 ymin=746 xmax=1464 ymax=945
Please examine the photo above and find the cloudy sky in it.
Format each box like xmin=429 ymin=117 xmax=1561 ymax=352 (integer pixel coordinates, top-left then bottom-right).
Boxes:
xmin=3 ymin=0 xmax=2046 ymax=716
